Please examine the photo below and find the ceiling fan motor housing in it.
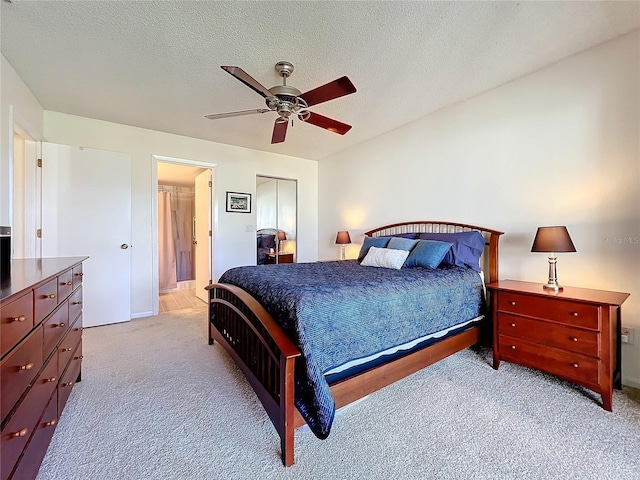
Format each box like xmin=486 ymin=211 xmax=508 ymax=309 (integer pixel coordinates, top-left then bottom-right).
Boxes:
xmin=268 ymin=85 xmax=305 ymax=118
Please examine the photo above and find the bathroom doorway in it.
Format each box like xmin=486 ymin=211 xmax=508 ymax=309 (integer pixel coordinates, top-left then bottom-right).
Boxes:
xmin=153 ymin=157 xmax=214 ymax=314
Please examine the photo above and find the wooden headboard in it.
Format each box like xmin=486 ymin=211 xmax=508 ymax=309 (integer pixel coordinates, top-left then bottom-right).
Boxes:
xmin=364 ymin=221 xmax=504 ymax=284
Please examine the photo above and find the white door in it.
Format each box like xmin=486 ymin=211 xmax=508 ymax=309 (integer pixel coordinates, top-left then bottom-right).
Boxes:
xmin=194 ymin=170 xmax=212 ymax=302
xmin=41 ymin=143 xmax=131 ymax=327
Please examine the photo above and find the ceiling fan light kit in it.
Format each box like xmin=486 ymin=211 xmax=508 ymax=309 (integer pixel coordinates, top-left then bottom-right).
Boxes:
xmin=205 ymin=61 xmax=356 ymax=144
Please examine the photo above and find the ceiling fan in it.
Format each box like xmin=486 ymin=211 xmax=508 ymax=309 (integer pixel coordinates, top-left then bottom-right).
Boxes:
xmin=205 ymin=61 xmax=356 ymax=144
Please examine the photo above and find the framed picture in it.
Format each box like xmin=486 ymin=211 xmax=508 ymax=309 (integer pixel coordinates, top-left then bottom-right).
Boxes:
xmin=226 ymin=191 xmax=251 ymax=213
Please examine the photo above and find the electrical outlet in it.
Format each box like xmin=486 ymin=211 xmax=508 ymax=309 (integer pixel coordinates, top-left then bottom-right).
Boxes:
xmin=621 ymin=327 xmax=634 ymax=345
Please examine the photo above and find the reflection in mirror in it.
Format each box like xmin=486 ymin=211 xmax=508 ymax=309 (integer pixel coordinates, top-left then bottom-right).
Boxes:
xmin=256 ymin=176 xmax=297 ymax=265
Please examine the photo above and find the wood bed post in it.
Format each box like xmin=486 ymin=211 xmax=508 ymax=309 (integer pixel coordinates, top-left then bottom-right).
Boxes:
xmin=280 ymin=353 xmax=296 ymax=466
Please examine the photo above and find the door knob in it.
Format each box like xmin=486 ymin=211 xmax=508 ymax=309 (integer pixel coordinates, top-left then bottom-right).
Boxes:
xmin=121 ymin=244 xmax=129 ymax=249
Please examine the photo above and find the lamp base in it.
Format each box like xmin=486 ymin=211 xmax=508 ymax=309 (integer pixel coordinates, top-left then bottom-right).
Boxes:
xmin=543 ymin=282 xmax=563 ymax=292
xmin=543 ymin=255 xmax=562 ymax=292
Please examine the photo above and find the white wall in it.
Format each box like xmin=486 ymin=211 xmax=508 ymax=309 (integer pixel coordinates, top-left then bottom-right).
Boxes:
xmin=1 ymin=55 xmax=44 ymax=225
xmin=318 ymin=31 xmax=640 ymax=387
xmin=44 ymin=112 xmax=318 ymax=316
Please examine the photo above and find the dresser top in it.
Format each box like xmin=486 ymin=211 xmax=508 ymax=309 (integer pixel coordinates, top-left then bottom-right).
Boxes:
xmin=0 ymin=257 xmax=88 ymax=302
xmin=486 ymin=279 xmax=630 ymax=306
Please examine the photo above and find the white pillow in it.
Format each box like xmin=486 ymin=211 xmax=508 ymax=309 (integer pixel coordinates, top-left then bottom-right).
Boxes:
xmin=360 ymin=246 xmax=409 ymax=269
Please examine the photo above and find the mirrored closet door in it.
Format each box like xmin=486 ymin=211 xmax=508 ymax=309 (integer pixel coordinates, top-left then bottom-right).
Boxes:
xmin=256 ymin=176 xmax=297 ymax=265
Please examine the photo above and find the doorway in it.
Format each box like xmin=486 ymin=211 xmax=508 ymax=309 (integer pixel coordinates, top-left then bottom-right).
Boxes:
xmin=152 ymin=156 xmax=215 ymax=315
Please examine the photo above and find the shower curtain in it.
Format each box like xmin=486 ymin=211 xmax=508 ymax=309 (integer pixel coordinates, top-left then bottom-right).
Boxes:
xmin=158 ymin=187 xmax=195 ymax=291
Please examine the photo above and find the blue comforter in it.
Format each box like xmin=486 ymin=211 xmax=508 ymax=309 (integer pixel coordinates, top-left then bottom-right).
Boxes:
xmin=218 ymin=260 xmax=485 ymax=439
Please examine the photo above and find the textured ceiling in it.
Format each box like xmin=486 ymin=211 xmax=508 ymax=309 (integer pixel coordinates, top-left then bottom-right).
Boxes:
xmin=2 ymin=1 xmax=639 ymax=161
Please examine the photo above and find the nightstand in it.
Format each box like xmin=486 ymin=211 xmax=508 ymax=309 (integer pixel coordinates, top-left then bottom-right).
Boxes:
xmin=487 ymin=280 xmax=629 ymax=411
xmin=264 ymin=252 xmax=294 ymax=264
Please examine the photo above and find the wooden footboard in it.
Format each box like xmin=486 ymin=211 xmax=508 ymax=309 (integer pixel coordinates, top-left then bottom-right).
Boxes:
xmin=206 ymin=283 xmax=300 ymax=466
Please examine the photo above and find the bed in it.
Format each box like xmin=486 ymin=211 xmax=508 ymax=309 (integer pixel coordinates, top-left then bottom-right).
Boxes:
xmin=207 ymin=221 xmax=503 ymax=466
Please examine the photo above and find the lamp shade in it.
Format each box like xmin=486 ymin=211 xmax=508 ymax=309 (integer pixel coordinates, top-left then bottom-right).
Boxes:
xmin=531 ymin=226 xmax=576 ymax=253
xmin=277 ymin=231 xmax=286 ymax=241
xmin=335 ymin=231 xmax=351 ymax=245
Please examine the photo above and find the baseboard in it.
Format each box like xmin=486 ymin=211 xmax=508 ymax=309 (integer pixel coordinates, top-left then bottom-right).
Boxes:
xmin=131 ymin=311 xmax=153 ymax=319
xmin=622 ymin=376 xmax=640 ymax=389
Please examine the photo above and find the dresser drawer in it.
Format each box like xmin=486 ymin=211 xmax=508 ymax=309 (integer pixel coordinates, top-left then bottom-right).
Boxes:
xmin=34 ymin=278 xmax=59 ymax=324
xmin=43 ymin=302 xmax=70 ymax=355
xmin=9 ymin=391 xmax=58 ymax=480
xmin=72 ymin=263 xmax=84 ymax=290
xmin=499 ymin=334 xmax=599 ymax=385
xmin=58 ymin=315 xmax=83 ymax=375
xmin=0 ymin=355 xmax=56 ymax=480
xmin=1 ymin=291 xmax=34 ymax=358
xmin=498 ymin=313 xmax=600 ymax=357
xmin=1 ymin=327 xmax=44 ymax=422
xmin=69 ymin=286 xmax=83 ymax=323
xmin=57 ymin=268 xmax=74 ymax=302
xmin=58 ymin=341 xmax=82 ymax=417
xmin=498 ymin=292 xmax=600 ymax=330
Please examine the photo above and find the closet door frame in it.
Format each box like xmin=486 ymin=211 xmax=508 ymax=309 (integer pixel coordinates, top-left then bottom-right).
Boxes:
xmin=256 ymin=175 xmax=298 ymax=264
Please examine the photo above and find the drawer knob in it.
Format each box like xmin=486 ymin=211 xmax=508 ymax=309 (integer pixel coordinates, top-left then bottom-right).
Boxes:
xmin=77 ymin=272 xmax=84 ymax=277
xmin=510 ymin=345 xmax=516 ymax=350
xmin=63 ymin=381 xmax=74 ymax=387
xmin=72 ymin=301 xmax=83 ymax=305
xmin=509 ymin=323 xmax=516 ymax=327
xmin=12 ymin=315 xmax=27 ymax=323
xmin=571 ymin=312 xmax=579 ymax=317
xmin=57 ymin=322 xmax=66 ymax=328
xmin=19 ymin=362 xmax=34 ymax=371
xmin=509 ymin=301 xmax=516 ymax=306
xmin=75 ymin=355 xmax=84 ymax=360
xmin=46 ymin=377 xmax=57 ymax=383
xmin=12 ymin=428 xmax=29 ymax=438
xmin=571 ymin=363 xmax=579 ymax=368
xmin=571 ymin=337 xmax=578 ymax=342
xmin=44 ymin=419 xmax=57 ymax=427
xmin=66 ymin=281 xmax=72 ymax=286
xmin=47 ymin=294 xmax=56 ymax=299
xmin=61 ymin=347 xmax=73 ymax=352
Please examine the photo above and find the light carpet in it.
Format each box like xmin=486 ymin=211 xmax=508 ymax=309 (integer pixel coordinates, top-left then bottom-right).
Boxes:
xmin=36 ymin=305 xmax=640 ymax=480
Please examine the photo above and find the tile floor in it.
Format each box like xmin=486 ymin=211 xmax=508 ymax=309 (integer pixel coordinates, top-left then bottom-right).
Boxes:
xmin=159 ymin=288 xmax=206 ymax=313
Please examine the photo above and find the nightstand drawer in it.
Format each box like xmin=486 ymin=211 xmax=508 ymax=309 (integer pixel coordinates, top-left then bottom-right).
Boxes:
xmin=498 ymin=313 xmax=599 ymax=357
xmin=498 ymin=293 xmax=599 ymax=330
xmin=499 ymin=334 xmax=599 ymax=385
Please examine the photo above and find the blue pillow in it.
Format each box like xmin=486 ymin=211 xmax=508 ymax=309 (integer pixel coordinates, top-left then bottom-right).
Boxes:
xmin=418 ymin=231 xmax=485 ymax=272
xmin=391 ymin=233 xmax=418 ymax=239
xmin=387 ymin=237 xmax=418 ymax=251
xmin=358 ymin=236 xmax=391 ymax=262
xmin=404 ymin=240 xmax=453 ymax=269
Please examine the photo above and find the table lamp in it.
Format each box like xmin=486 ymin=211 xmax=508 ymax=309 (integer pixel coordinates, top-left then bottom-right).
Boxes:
xmin=531 ymin=226 xmax=576 ymax=291
xmin=335 ymin=231 xmax=351 ymax=260
xmin=277 ymin=231 xmax=287 ymax=254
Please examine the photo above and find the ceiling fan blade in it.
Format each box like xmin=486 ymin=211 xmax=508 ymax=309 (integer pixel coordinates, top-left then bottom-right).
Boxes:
xmin=303 ymin=112 xmax=352 ymax=135
xmin=299 ymin=76 xmax=356 ymax=107
xmin=271 ymin=118 xmax=288 ymax=144
xmin=221 ymin=66 xmax=277 ymax=101
xmin=204 ymin=109 xmax=271 ymax=120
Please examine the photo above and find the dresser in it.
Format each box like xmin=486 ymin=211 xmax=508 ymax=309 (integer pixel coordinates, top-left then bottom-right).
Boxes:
xmin=487 ymin=280 xmax=629 ymax=411
xmin=1 ymin=257 xmax=87 ymax=480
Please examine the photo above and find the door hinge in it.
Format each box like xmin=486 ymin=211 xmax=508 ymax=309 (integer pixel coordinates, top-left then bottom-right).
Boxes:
xmin=208 ymin=181 xmax=212 ymax=187
xmin=209 ymin=279 xmax=213 ymax=285
xmin=36 ymin=229 xmax=42 ymax=238
xmin=209 ymin=230 xmax=212 ymax=237
xmin=37 ymin=158 xmax=42 ymax=168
